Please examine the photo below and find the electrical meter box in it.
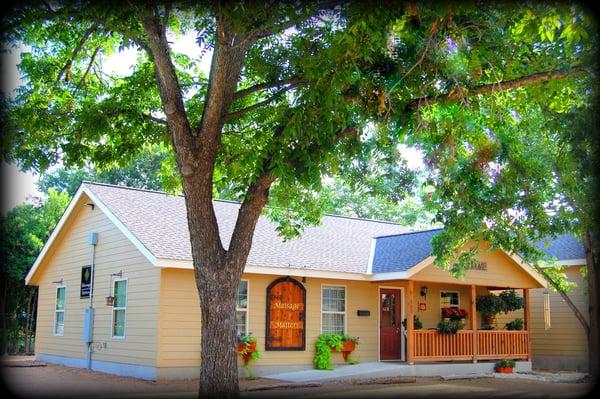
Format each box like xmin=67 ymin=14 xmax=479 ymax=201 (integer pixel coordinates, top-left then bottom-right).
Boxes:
xmin=83 ymin=307 xmax=94 ymax=343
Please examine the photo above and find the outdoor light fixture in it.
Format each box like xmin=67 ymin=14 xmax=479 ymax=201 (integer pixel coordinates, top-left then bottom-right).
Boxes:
xmin=84 ymin=203 xmax=95 ymax=210
xmin=106 ymin=270 xmax=123 ymax=306
xmin=420 ymin=286 xmax=428 ymax=298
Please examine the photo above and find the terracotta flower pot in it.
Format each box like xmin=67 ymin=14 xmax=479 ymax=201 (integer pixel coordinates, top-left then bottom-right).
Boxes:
xmin=332 ymin=341 xmax=356 ymax=362
xmin=495 ymin=367 xmax=513 ymax=374
xmin=237 ymin=341 xmax=257 ymax=366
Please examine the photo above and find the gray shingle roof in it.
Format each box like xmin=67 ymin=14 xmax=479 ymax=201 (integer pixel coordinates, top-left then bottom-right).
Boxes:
xmin=371 ymin=229 xmax=442 ymax=273
xmin=83 ymin=182 xmax=410 ymax=274
xmin=534 ymin=234 xmax=586 ymax=261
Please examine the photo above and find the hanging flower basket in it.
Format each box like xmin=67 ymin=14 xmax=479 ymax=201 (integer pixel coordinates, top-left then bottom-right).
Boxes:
xmin=237 ymin=341 xmax=257 ymax=366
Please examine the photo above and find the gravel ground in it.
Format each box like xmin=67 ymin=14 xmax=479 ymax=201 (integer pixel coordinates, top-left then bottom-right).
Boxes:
xmin=0 ymin=357 xmax=596 ymax=399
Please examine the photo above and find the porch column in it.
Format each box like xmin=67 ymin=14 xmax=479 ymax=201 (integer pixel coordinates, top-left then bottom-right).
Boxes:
xmin=471 ymin=285 xmax=478 ymax=363
xmin=407 ymin=280 xmax=414 ymax=365
xmin=524 ymin=288 xmax=532 ymax=361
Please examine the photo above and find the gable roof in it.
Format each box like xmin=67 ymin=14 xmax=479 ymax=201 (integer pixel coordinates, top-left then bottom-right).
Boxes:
xmin=63 ymin=182 xmax=409 ymax=274
xmin=534 ymin=233 xmax=586 ymax=263
xmin=372 ymin=228 xmax=442 ymax=273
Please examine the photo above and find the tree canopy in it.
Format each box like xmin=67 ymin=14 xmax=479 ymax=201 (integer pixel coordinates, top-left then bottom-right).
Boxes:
xmin=2 ymin=1 xmax=598 ymax=394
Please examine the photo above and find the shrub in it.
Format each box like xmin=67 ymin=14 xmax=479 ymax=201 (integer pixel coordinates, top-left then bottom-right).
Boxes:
xmin=437 ymin=320 xmax=462 ymax=334
xmin=505 ymin=318 xmax=524 ymax=331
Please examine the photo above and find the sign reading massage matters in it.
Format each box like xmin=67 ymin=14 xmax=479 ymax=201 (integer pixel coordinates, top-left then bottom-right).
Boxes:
xmin=265 ymin=277 xmax=306 ymax=351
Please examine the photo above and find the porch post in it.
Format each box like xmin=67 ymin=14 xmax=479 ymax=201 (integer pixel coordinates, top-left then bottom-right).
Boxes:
xmin=407 ymin=280 xmax=414 ymax=365
xmin=471 ymin=285 xmax=478 ymax=363
xmin=524 ymin=288 xmax=532 ymax=361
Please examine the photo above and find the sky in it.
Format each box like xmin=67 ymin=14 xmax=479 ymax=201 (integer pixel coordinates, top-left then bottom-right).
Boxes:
xmin=1 ymin=29 xmax=423 ymax=213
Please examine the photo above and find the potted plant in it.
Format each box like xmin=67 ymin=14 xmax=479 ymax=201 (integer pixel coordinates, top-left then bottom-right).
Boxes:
xmin=236 ymin=333 xmax=260 ymax=366
xmin=314 ymin=333 xmax=359 ymax=369
xmin=505 ymin=318 xmax=524 ymax=331
xmin=436 ymin=319 xmax=462 ymax=334
xmin=495 ymin=359 xmax=516 ymax=373
xmin=476 ymin=294 xmax=504 ymax=327
xmin=401 ymin=315 xmax=423 ymax=330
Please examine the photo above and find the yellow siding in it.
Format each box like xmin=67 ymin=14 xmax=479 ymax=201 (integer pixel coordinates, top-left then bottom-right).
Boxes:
xmin=32 ymin=193 xmax=160 ymax=367
xmin=156 ymin=269 xmax=502 ymax=372
xmin=530 ymin=266 xmax=588 ymax=356
xmin=411 ymin=244 xmax=542 ymax=289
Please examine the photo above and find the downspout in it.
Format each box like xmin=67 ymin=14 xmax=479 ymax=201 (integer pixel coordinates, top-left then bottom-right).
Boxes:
xmin=85 ymin=232 xmax=98 ymax=370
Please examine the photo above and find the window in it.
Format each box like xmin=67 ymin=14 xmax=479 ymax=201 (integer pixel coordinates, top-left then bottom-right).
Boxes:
xmin=441 ymin=291 xmax=459 ymax=308
xmin=321 ymin=286 xmax=346 ymax=334
xmin=236 ymin=280 xmax=248 ymax=336
xmin=54 ymin=286 xmax=66 ymax=336
xmin=112 ymin=279 xmax=127 ymax=338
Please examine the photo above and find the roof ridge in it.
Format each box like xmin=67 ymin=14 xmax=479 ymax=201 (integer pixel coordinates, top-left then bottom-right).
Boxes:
xmin=82 ymin=181 xmax=414 ymax=227
xmin=375 ymin=227 xmax=444 ymax=239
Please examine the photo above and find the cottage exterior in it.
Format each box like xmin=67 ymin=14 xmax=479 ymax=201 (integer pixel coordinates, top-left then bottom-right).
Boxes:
xmin=26 ymin=182 xmax=551 ymax=380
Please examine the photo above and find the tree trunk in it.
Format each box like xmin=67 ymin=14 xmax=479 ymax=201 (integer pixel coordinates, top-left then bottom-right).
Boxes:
xmin=584 ymin=229 xmax=599 ymax=380
xmin=196 ymin=262 xmax=240 ymax=398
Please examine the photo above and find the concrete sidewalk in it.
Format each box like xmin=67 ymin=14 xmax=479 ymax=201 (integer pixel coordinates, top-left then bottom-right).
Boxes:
xmin=263 ymin=361 xmax=532 ymax=382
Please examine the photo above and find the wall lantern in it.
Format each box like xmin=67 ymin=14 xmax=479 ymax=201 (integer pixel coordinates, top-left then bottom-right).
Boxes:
xmin=420 ymin=286 xmax=428 ymax=298
xmin=106 ymin=270 xmax=123 ymax=306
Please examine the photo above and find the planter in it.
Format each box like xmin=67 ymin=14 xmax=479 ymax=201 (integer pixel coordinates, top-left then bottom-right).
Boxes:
xmin=237 ymin=341 xmax=257 ymax=366
xmin=332 ymin=340 xmax=356 ymax=362
xmin=495 ymin=367 xmax=513 ymax=374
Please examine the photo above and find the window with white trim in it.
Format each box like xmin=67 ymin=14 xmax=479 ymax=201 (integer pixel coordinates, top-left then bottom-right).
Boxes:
xmin=236 ymin=280 xmax=248 ymax=335
xmin=440 ymin=291 xmax=459 ymax=308
xmin=112 ymin=279 xmax=127 ymax=338
xmin=321 ymin=286 xmax=346 ymax=334
xmin=54 ymin=286 xmax=66 ymax=336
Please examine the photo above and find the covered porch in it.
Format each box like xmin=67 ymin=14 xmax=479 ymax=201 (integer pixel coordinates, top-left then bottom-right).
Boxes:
xmin=404 ymin=281 xmax=532 ymax=364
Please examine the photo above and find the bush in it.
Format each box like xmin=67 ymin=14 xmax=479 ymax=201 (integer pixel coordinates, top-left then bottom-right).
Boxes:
xmin=437 ymin=320 xmax=462 ymax=334
xmin=505 ymin=318 xmax=524 ymax=331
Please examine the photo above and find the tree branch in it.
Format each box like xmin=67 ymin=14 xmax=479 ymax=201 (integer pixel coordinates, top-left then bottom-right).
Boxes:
xmin=56 ymin=22 xmax=99 ymax=83
xmin=233 ymin=78 xmax=301 ymax=101
xmin=224 ymin=82 xmax=300 ymax=122
xmin=409 ymin=67 xmax=587 ymax=109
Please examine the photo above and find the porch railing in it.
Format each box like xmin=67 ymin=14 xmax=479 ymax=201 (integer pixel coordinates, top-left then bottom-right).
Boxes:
xmin=412 ymin=330 xmax=529 ymax=362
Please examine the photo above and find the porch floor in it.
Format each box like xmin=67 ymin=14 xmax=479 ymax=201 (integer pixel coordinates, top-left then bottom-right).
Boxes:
xmin=262 ymin=361 xmax=532 ymax=382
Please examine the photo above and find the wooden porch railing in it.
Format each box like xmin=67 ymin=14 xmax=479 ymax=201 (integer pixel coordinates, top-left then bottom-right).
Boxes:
xmin=412 ymin=330 xmax=529 ymax=362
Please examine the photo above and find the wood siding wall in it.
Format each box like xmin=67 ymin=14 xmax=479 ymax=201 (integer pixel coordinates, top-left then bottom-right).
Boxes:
xmin=32 ymin=194 xmax=160 ymax=367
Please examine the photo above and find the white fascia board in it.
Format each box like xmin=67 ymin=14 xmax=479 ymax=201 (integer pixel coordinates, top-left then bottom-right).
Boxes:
xmin=553 ymin=259 xmax=586 ymax=267
xmin=244 ymin=265 xmax=370 ymax=281
xmin=505 ymin=252 xmax=548 ymax=288
xmin=366 ymin=238 xmax=377 ymax=275
xmin=25 ymin=188 xmax=86 ymax=285
xmin=154 ymin=258 xmax=193 ymax=269
xmin=370 ymin=271 xmax=409 ymax=281
xmin=83 ymin=187 xmax=158 ymax=266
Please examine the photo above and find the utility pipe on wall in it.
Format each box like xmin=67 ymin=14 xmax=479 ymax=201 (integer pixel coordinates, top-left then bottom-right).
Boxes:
xmin=85 ymin=231 xmax=98 ymax=370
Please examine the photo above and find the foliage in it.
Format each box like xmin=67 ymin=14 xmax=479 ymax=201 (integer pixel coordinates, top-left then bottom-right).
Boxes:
xmin=441 ymin=307 xmax=468 ymax=320
xmin=505 ymin=318 xmax=524 ymax=331
xmin=436 ymin=320 xmax=462 ymax=334
xmin=402 ymin=315 xmax=423 ymax=330
xmin=314 ymin=333 xmax=358 ymax=370
xmin=498 ymin=290 xmax=525 ymax=314
xmin=476 ymin=294 xmax=505 ymax=318
xmin=495 ymin=359 xmax=516 ymax=369
xmin=36 ymin=144 xmax=174 ymax=196
xmin=479 ymin=324 xmax=495 ymax=330
xmin=0 ymin=189 xmax=70 ymax=354
xmin=236 ymin=333 xmax=260 ymax=364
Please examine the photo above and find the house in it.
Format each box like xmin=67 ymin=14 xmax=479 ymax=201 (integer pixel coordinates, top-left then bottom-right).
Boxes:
xmin=26 ymin=182 xmax=552 ymax=380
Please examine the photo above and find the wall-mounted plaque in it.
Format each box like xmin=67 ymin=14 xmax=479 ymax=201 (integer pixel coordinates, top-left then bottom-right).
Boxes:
xmin=80 ymin=265 xmax=92 ymax=298
xmin=265 ymin=277 xmax=306 ymax=350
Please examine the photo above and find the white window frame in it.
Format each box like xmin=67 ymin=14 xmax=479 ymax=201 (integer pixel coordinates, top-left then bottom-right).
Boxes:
xmin=320 ymin=284 xmax=347 ymax=334
xmin=440 ymin=290 xmax=460 ymax=309
xmin=236 ymin=279 xmax=249 ymax=335
xmin=111 ymin=277 xmax=128 ymax=339
xmin=53 ymin=285 xmax=66 ymax=337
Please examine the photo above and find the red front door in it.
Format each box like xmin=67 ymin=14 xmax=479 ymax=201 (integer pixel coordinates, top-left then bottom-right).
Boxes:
xmin=380 ymin=289 xmax=402 ymax=360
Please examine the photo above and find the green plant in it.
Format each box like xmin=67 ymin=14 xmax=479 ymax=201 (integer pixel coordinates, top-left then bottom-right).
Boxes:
xmin=436 ymin=320 xmax=462 ymax=334
xmin=314 ymin=334 xmax=344 ymax=370
xmin=402 ymin=315 xmax=423 ymax=330
xmin=340 ymin=334 xmax=360 ymax=343
xmin=237 ymin=333 xmax=260 ymax=363
xmin=480 ymin=324 xmax=495 ymax=330
xmin=476 ymin=294 xmax=504 ymax=317
xmin=495 ymin=359 xmax=516 ymax=369
xmin=505 ymin=318 xmax=524 ymax=331
xmin=499 ymin=290 xmax=525 ymax=313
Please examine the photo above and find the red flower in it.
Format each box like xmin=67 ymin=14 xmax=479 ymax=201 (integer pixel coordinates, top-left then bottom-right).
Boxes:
xmin=442 ymin=307 xmax=468 ymax=320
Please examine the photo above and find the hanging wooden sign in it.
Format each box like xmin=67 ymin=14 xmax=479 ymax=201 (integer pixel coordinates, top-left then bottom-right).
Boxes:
xmin=265 ymin=277 xmax=306 ymax=350
xmin=80 ymin=265 xmax=92 ymax=298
